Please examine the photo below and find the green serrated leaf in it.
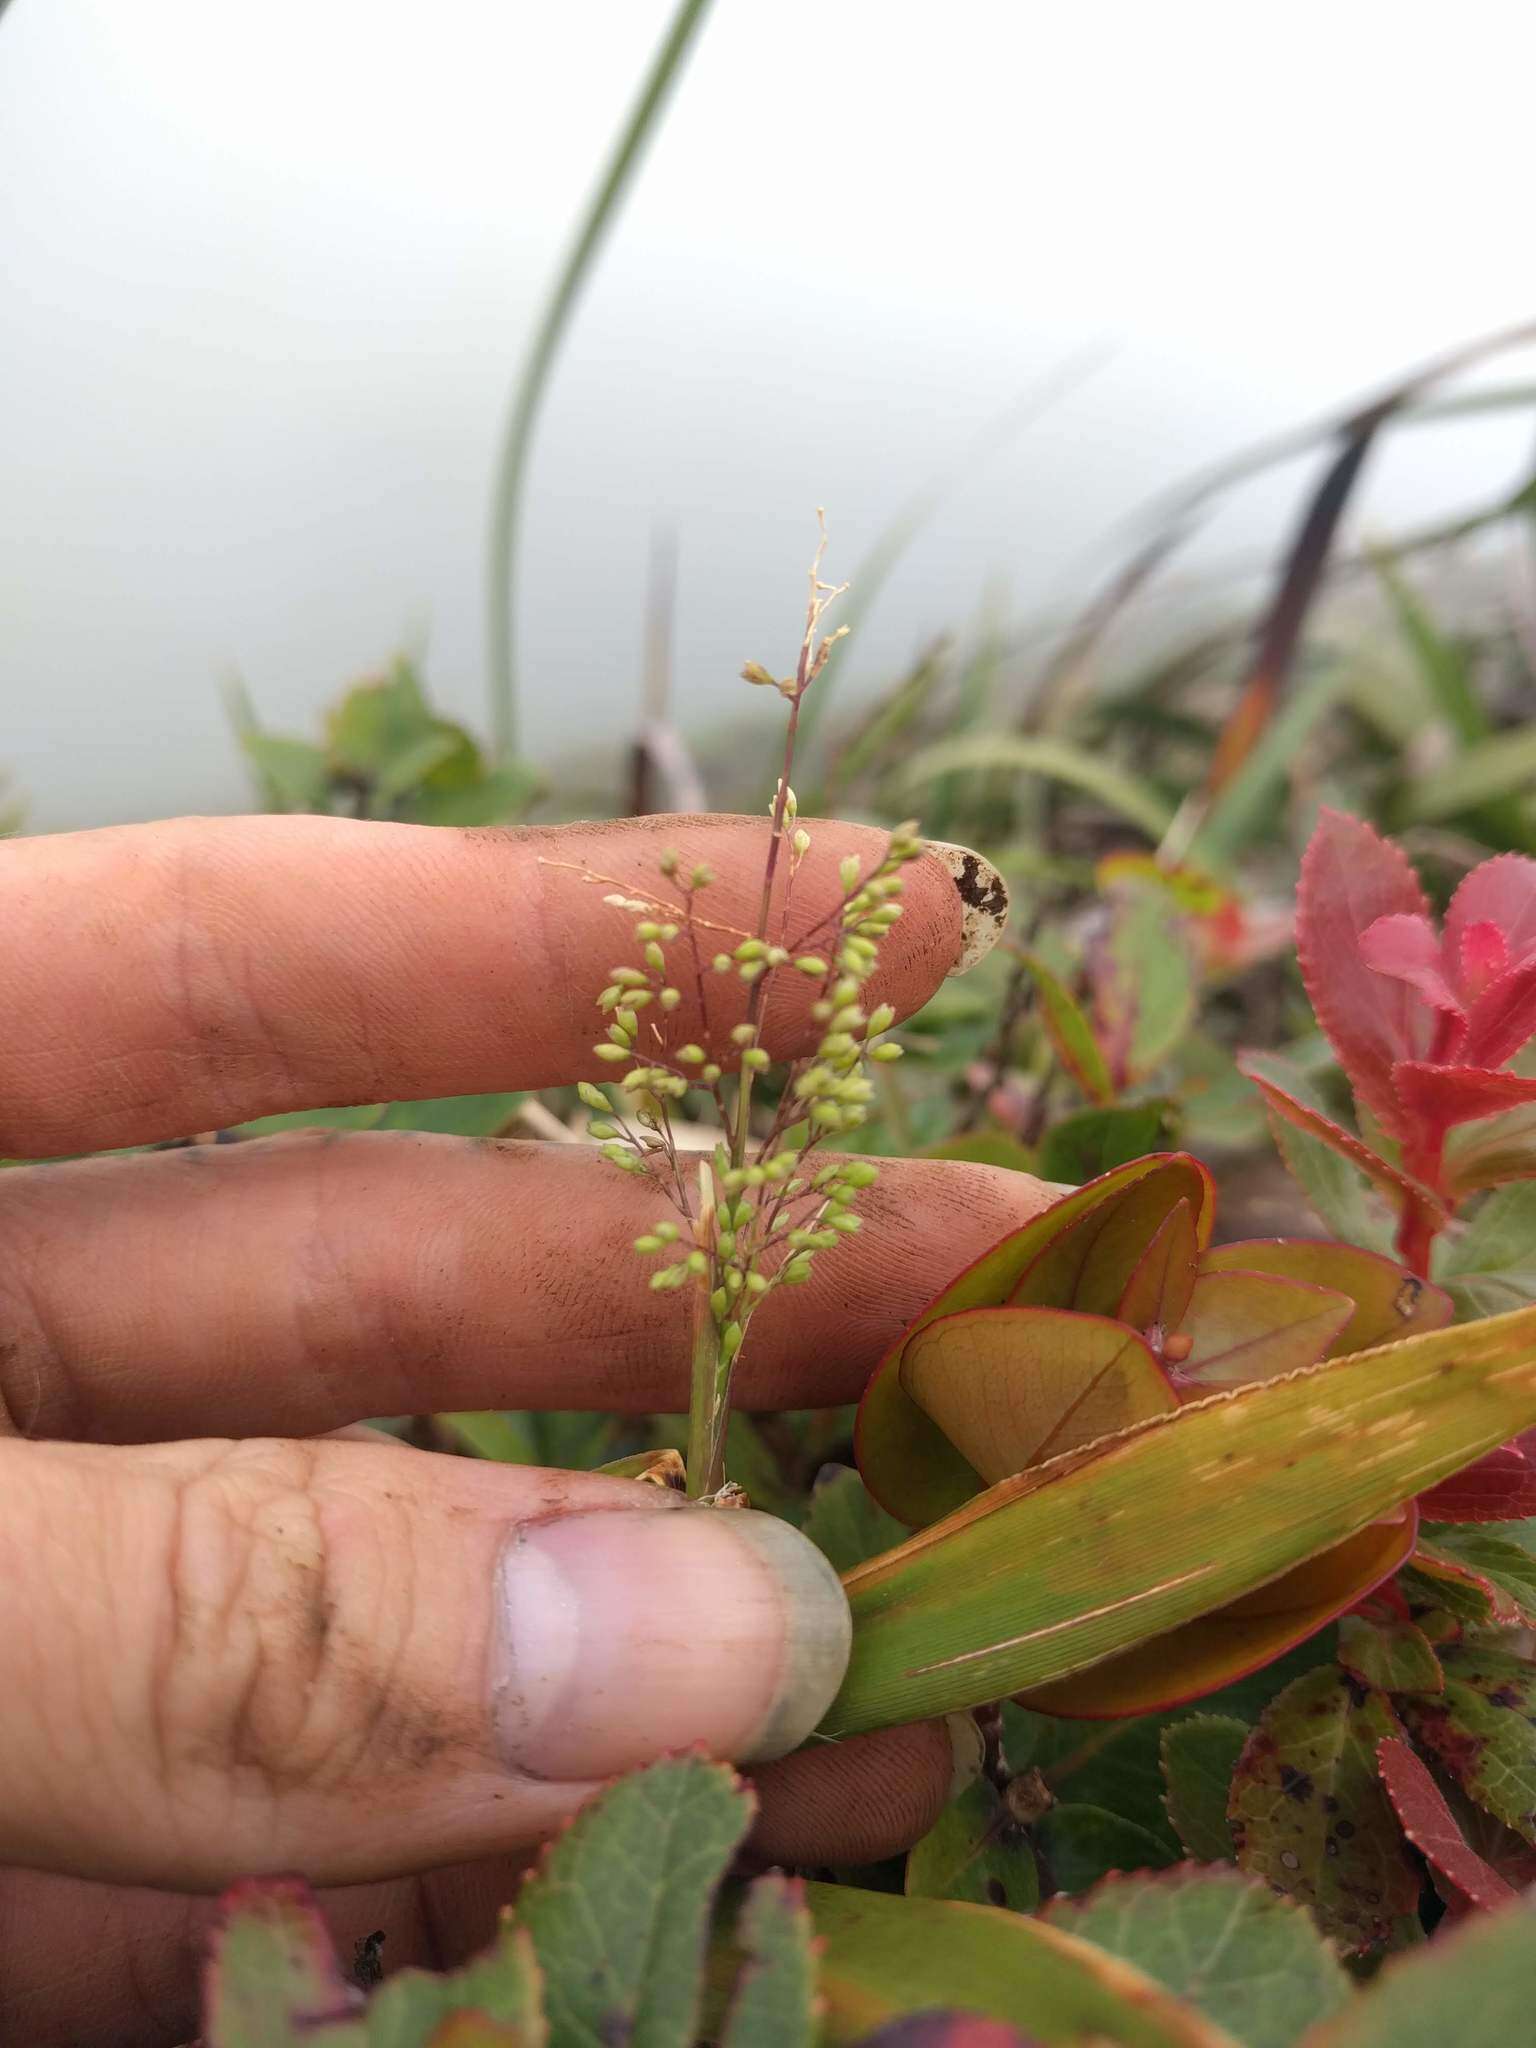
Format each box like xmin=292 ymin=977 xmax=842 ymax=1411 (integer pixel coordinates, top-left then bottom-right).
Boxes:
xmin=1162 ymin=1717 xmax=1247 ymax=1861
xmin=804 ymin=1467 xmax=910 ymax=1576
xmin=204 ymin=1878 xmax=363 ymax=2048
xmin=1048 ymin=1866 xmax=1350 ymax=2048
xmin=1301 ymin=1896 xmax=1536 ymax=2047
xmin=905 ymin=1774 xmax=1040 ymax=1911
xmin=365 ymin=1917 xmax=545 ymax=2047
xmin=514 ymin=1756 xmax=753 ymax=2048
xmin=1228 ymin=1669 xmax=1419 ymax=1952
xmin=720 ymin=1873 xmax=817 ymax=2048
xmin=1036 ymin=1803 xmax=1177 ymax=1896
xmin=1403 ymin=1642 xmax=1536 ymax=1843
xmin=1004 ymin=1704 xmax=1181 ymax=1853
xmin=1335 ymin=1615 xmax=1443 ymax=1695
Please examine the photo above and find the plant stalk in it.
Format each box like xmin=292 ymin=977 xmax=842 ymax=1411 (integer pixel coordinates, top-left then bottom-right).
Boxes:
xmin=484 ymin=0 xmax=713 ymax=760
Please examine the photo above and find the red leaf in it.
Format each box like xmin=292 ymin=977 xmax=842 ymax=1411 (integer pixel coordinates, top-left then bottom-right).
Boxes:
xmin=1461 ymin=959 xmax=1536 ymax=1070
xmin=1239 ymin=1054 xmax=1445 ymax=1221
xmin=1296 ymin=809 xmax=1434 ymax=1136
xmin=1418 ymin=1444 xmax=1536 ymax=1523
xmin=1376 ymin=1736 xmax=1516 ymax=1911
xmin=1359 ymin=912 xmax=1464 ymax=1021
xmin=1391 ymin=1062 xmax=1536 ymax=1135
xmin=1444 ymin=852 xmax=1536 ymax=972
xmin=1458 ymin=921 xmax=1511 ymax=1002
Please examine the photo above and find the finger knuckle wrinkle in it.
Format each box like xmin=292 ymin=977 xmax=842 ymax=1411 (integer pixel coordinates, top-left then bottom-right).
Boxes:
xmin=155 ymin=1442 xmax=387 ymax=1794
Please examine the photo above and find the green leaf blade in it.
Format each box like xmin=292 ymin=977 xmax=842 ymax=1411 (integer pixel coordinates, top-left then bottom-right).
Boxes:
xmin=514 ymin=1755 xmax=753 ymax=2048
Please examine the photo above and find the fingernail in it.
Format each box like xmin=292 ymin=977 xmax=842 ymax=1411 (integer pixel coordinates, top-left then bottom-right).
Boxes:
xmin=926 ymin=842 xmax=1009 ymax=975
xmin=493 ymin=1506 xmax=851 ymax=1780
xmin=944 ymin=1711 xmax=985 ymax=1800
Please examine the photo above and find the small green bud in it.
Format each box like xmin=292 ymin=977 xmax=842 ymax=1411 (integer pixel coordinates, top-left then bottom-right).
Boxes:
xmin=829 ymin=1211 xmax=862 ymax=1234
xmin=660 ymin=923 xmax=680 ymax=942
xmin=741 ymin=660 xmax=777 ymax=687
xmin=594 ymin=1042 xmax=630 ymax=1062
xmin=650 ymin=1264 xmax=688 ymax=1290
xmin=577 ymin=1081 xmax=610 ymax=1111
xmin=611 ymin=967 xmax=648 ymax=987
xmin=653 ymin=1220 xmax=680 ymax=1242
xmin=783 ymin=1254 xmax=814 ymax=1284
xmin=745 ymin=1165 xmax=767 ymax=1188
xmin=868 ymin=1003 xmax=896 ymax=1035
xmin=811 ymin=1102 xmax=844 ymax=1129
xmin=738 ymin=960 xmax=767 ymax=983
xmin=634 ymin=1234 xmax=665 ymax=1254
xmin=677 ymin=1043 xmax=705 ymax=1064
xmin=730 ymin=1023 xmax=758 ymax=1047
xmin=838 ymin=1161 xmax=879 ymax=1188
xmin=792 ymin=828 xmax=811 ymax=859
xmin=731 ymin=1199 xmax=753 ymax=1229
xmin=741 ymin=1046 xmax=771 ymax=1071
xmin=839 ymin=854 xmax=861 ymax=892
xmin=659 ymin=986 xmax=681 ymax=1011
xmin=597 ymin=985 xmax=624 ymax=1012
xmin=659 ymin=848 xmax=680 ymax=877
xmin=686 ymin=1249 xmax=707 ymax=1276
xmin=616 ymin=1008 xmax=639 ymax=1037
xmin=720 ymin=1321 xmax=744 ymax=1362
xmin=588 ymin=1119 xmax=618 ymax=1140
xmin=726 ymin=1268 xmax=744 ymax=1295
xmin=635 ymin=921 xmax=662 ymax=942
xmin=735 ymin=938 xmax=768 ymax=962
xmin=795 ymin=955 xmax=828 ymax=976
xmin=644 ymin=942 xmax=666 ymax=973
xmin=689 ymin=863 xmax=714 ymax=888
xmin=717 ymin=1230 xmax=737 ymax=1259
xmin=871 ymin=1041 xmax=904 ymax=1063
xmin=702 ymin=1063 xmax=722 ymax=1084
xmin=713 ymin=953 xmax=732 ymax=973
xmin=746 ymin=1270 xmax=769 ymax=1294
xmin=710 ymin=1287 xmax=729 ymax=1317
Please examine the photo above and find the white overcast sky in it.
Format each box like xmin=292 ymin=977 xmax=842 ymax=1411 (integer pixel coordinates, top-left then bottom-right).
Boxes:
xmin=3 ymin=0 xmax=1534 ymax=827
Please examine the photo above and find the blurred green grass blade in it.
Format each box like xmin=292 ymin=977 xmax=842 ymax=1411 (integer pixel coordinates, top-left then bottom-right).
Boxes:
xmin=1371 ymin=549 xmax=1487 ymax=743
xmin=484 ymin=0 xmax=713 ymax=760
xmin=823 ymin=1305 xmax=1536 ymax=1737
xmin=1399 ymin=724 xmax=1536 ymax=823
xmin=1187 ymin=669 xmax=1344 ymax=869
xmin=896 ymin=733 xmax=1174 ymax=841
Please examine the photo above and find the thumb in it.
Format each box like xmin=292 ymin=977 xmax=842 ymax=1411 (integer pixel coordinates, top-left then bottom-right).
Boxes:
xmin=0 ymin=1437 xmax=850 ymax=1889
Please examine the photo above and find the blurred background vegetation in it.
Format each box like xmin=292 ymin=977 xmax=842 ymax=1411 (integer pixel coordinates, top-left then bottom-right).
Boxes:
xmin=5 ymin=0 xmax=1536 ymax=1478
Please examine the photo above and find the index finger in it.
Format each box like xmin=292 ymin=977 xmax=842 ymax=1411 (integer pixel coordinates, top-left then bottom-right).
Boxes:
xmin=0 ymin=813 xmax=1003 ymax=1156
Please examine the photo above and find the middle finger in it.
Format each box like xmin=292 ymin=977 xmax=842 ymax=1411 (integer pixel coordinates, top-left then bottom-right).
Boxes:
xmin=0 ymin=1133 xmax=1055 ymax=1442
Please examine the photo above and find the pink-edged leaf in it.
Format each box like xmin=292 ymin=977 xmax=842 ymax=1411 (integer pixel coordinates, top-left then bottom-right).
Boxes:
xmin=1392 ymin=1062 xmax=1536 ymax=1136
xmin=1444 ymin=852 xmax=1536 ymax=975
xmin=1008 ymin=1156 xmax=1215 ymax=1317
xmin=1414 ymin=1526 xmax=1536 ymax=1626
xmin=1296 ymin=808 xmax=1434 ymax=1135
xmin=1359 ymin=912 xmax=1464 ymax=1021
xmin=1418 ymin=1444 xmax=1536 ymax=1523
xmin=1239 ymin=1052 xmax=1445 ymax=1223
xmin=1461 ymin=959 xmax=1536 ymax=1070
xmin=204 ymin=1877 xmax=362 ymax=2047
xmin=1197 ymin=1238 xmax=1452 ymax=1357
xmin=1376 ymin=1736 xmax=1517 ymax=1911
xmin=899 ymin=1306 xmax=1178 ymax=1486
xmin=1174 ymin=1270 xmax=1355 ymax=1388
xmin=1115 ymin=1197 xmax=1198 ymax=1335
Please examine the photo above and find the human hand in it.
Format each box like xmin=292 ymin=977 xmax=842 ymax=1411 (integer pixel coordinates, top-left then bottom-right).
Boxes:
xmin=0 ymin=811 xmax=1044 ymax=2044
